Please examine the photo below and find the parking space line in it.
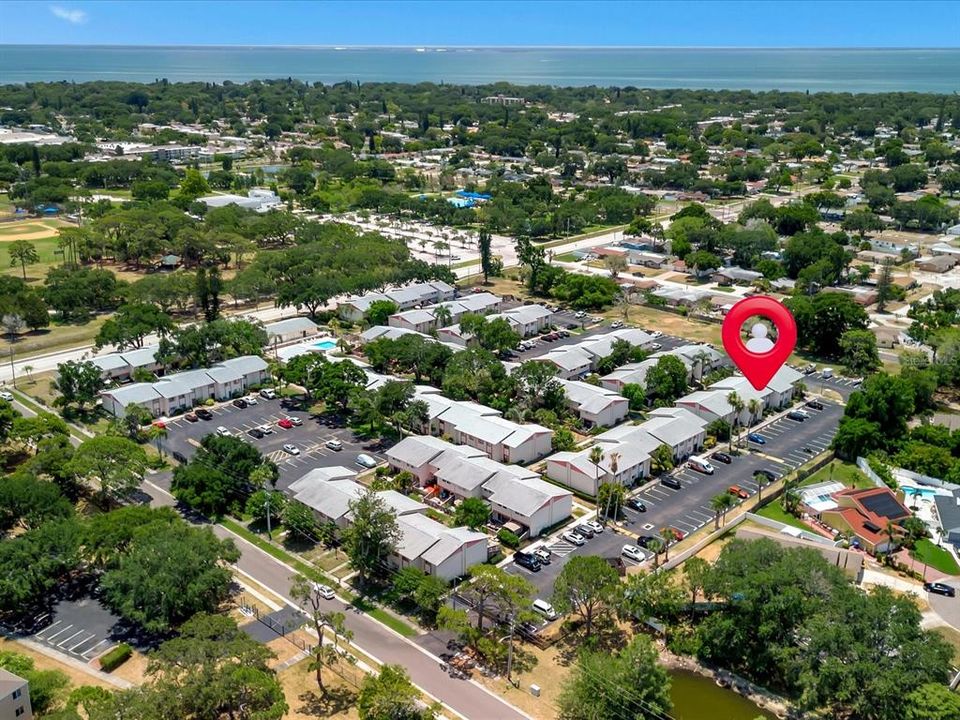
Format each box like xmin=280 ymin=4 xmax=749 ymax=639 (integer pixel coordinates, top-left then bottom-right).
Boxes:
xmin=58 ymin=630 xmax=86 ymax=648
xmin=46 ymin=624 xmax=74 ymax=642
xmin=35 ymin=620 xmax=61 ymax=638
xmin=82 ymin=639 xmax=110 ymax=659
xmin=68 ymin=633 xmax=96 ymax=652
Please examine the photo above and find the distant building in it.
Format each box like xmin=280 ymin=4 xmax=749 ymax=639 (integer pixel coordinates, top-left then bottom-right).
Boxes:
xmin=264 ymin=317 xmax=320 ymax=345
xmin=0 ymin=668 xmax=32 ymax=720
xmin=198 ymin=188 xmax=281 ymax=213
xmin=481 ymin=95 xmax=525 ymax=106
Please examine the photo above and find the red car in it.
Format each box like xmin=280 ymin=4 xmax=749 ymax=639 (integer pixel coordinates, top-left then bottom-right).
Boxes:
xmin=666 ymin=527 xmax=685 ymax=542
xmin=277 ymin=418 xmax=294 ymax=429
xmin=152 ymin=420 xmax=166 ymax=430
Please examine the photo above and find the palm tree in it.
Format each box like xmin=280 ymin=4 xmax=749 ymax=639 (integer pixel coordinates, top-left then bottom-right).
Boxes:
xmin=726 ymin=391 xmax=744 ymax=451
xmin=589 ymin=445 xmax=605 ymax=497
xmin=754 ymin=471 xmax=769 ymax=505
xmin=747 ymin=399 xmax=762 ymax=426
xmin=659 ymin=527 xmax=676 ymax=563
xmin=433 ymin=304 xmax=453 ymax=328
xmin=649 ymin=537 xmax=664 ymax=569
xmin=146 ymin=424 xmax=167 ymax=458
xmin=782 ymin=486 xmax=801 ymax=516
xmin=710 ymin=493 xmax=731 ymax=530
xmin=22 ymin=365 xmax=33 ymax=383
xmin=601 ymin=452 xmax=622 ymax=525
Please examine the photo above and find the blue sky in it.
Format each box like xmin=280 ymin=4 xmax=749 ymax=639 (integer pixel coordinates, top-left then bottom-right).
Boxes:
xmin=1 ymin=1 xmax=957 ymax=47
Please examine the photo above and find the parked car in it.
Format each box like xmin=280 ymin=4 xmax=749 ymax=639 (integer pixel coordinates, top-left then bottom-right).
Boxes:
xmin=786 ymin=411 xmax=806 ymax=422
xmin=575 ymin=524 xmax=596 ymax=539
xmin=259 ymin=388 xmax=278 ymax=400
xmin=285 ymin=415 xmax=303 ymax=426
xmin=232 ymin=398 xmax=248 ymax=409
xmin=532 ymin=547 xmax=552 ymax=564
xmin=636 ymin=535 xmax=658 ymax=548
xmin=0 ymin=391 xmax=13 ymax=401
xmin=216 ymin=426 xmax=231 ymax=437
xmin=806 ymin=400 xmax=824 ymax=410
xmin=313 ymin=583 xmax=336 ymax=600
xmin=712 ymin=451 xmax=732 ymax=464
xmin=755 ymin=469 xmax=777 ymax=482
xmin=924 ymin=582 xmax=957 ymax=598
xmin=277 ymin=418 xmax=294 ymax=429
xmin=245 ymin=396 xmax=258 ymax=405
xmin=325 ymin=439 xmax=343 ymax=451
xmin=562 ymin=531 xmax=586 ymax=546
xmin=649 ymin=330 xmax=663 ymax=338
xmin=356 ymin=453 xmax=378 ymax=469
xmin=650 ymin=342 xmax=662 ymax=350
xmin=802 ymin=364 xmax=816 ymax=375
xmin=185 ymin=412 xmax=198 ymax=422
xmin=728 ymin=485 xmax=750 ymax=499
xmin=195 ymin=408 xmax=213 ymax=420
xmin=248 ymin=427 xmax=265 ymax=439
xmin=558 ymin=330 xmax=570 ymax=338
xmin=584 ymin=520 xmax=604 ymax=534
xmin=793 ymin=408 xmax=811 ymax=418
xmin=532 ymin=598 xmax=558 ymax=620
xmin=627 ymin=498 xmax=647 ymax=512
xmin=575 ymin=311 xmax=586 ymax=319
xmin=514 ymin=552 xmax=541 ymax=572
xmin=611 ymin=320 xmax=623 ymax=329
xmin=621 ymin=544 xmax=647 ymax=562
xmin=661 ymin=476 xmax=682 ymax=490
xmin=282 ymin=443 xmax=300 ymax=455
xmin=666 ymin=527 xmax=685 ymax=541
xmin=747 ymin=433 xmax=766 ymax=445
xmin=258 ymin=424 xmax=274 ymax=435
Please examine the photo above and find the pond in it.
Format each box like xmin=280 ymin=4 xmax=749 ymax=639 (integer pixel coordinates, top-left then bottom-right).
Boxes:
xmin=669 ymin=669 xmax=777 ymax=720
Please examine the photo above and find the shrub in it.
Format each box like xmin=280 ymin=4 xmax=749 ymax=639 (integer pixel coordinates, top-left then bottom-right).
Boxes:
xmin=498 ymin=528 xmax=520 ymax=548
xmin=99 ymin=643 xmax=132 ymax=672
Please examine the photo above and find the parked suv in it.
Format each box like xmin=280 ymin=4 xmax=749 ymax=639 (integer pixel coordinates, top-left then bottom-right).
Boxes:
xmin=514 ymin=552 xmax=541 ymax=572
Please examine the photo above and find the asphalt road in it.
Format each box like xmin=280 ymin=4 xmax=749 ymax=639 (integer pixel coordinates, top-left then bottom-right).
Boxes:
xmin=159 ymin=398 xmax=390 ymax=491
xmin=508 ymin=400 xmax=844 ymax=596
xmin=926 ymin=579 xmax=960 ymax=628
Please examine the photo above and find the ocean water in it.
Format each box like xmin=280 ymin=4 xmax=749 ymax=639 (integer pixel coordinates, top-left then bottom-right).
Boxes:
xmin=1 ymin=45 xmax=959 ymax=92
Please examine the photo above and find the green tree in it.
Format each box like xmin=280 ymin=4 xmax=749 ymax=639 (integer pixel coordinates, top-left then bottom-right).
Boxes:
xmin=557 ymin=635 xmax=672 ymax=720
xmin=68 ymin=435 xmax=147 ymax=502
xmin=454 ymin=564 xmax=535 ymax=632
xmin=178 ymin=168 xmax=210 ymax=199
xmin=786 ymin=292 xmax=869 ymax=357
xmin=904 ymin=684 xmax=960 ymax=720
xmin=650 ymin=443 xmax=675 ymax=474
xmin=452 ymin=497 xmax=491 ymax=530
xmin=596 ymin=482 xmax=626 ymax=523
xmin=552 ymin=555 xmax=618 ymax=637
xmin=290 ymin=575 xmax=355 ymax=694
xmin=645 ymin=355 xmax=688 ymax=406
xmin=282 ymin=500 xmax=317 ymax=540
xmin=342 ymin=488 xmax=401 ymax=585
xmin=478 ymin=227 xmax=501 ymax=283
xmin=841 ymin=209 xmax=884 ymax=240
xmin=100 ymin=524 xmax=239 ymax=633
xmin=358 ymin=664 xmax=435 ymax=720
xmin=95 ymin=302 xmax=174 ymax=350
xmin=0 ymin=651 xmax=69 ymax=716
xmin=364 ymin=299 xmax=398 ymax=327
xmin=7 ymin=240 xmax=39 ymax=280
xmin=710 ymin=492 xmax=736 ymax=530
xmin=53 ymin=360 xmax=105 ymax=413
xmin=839 ymin=329 xmax=880 ymax=375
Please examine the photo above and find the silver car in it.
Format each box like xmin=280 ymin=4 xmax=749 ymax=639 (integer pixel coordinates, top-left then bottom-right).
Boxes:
xmin=562 ymin=531 xmax=586 ymax=546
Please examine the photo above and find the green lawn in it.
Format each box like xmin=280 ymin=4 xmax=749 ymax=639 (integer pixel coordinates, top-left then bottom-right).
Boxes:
xmin=755 ymin=502 xmax=810 ymax=531
xmin=911 ymin=539 xmax=960 ymax=575
xmin=800 ymin=460 xmax=874 ymax=489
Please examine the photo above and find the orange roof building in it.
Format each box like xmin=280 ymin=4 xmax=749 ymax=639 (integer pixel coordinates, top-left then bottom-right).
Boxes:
xmin=820 ymin=487 xmax=911 ymax=555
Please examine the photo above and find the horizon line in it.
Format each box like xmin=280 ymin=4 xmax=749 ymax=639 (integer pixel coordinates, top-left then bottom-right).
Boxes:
xmin=2 ymin=43 xmax=958 ymax=51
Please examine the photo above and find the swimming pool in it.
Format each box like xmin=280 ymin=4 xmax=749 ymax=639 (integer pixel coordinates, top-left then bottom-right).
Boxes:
xmin=901 ymin=485 xmax=939 ymax=497
xmin=313 ymin=339 xmax=337 ymax=350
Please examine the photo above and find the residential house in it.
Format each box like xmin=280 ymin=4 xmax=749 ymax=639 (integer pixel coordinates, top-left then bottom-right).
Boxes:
xmin=640 ymin=407 xmax=708 ymax=459
xmin=386 ymin=435 xmax=484 ymax=487
xmin=292 ymin=479 xmax=427 ymax=529
xmin=387 ymin=293 xmax=503 ymax=334
xmin=547 ymin=429 xmax=660 ymax=497
xmin=934 ymin=488 xmax=960 ymax=545
xmin=90 ymin=344 xmax=163 ymax=382
xmin=916 ymin=255 xmax=958 ymax=273
xmin=533 ymin=347 xmax=595 ymax=379
xmin=480 ymin=474 xmax=573 ymax=537
xmin=820 ymin=487 xmax=912 ymax=554
xmin=556 ymin=379 xmax=629 ymax=428
xmin=390 ymin=514 xmax=488 ymax=581
xmin=264 ymin=317 xmax=320 ymax=344
xmin=0 ymin=669 xmax=31 ymax=720
xmin=714 ymin=267 xmax=763 ymax=286
xmin=337 ymin=281 xmax=456 ymax=321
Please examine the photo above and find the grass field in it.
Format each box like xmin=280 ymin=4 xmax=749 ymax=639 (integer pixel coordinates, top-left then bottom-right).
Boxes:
xmin=911 ymin=538 xmax=960 ymax=575
xmin=933 ymin=625 xmax=960 ymax=664
xmin=755 ymin=501 xmax=811 ymax=531
xmin=801 ymin=460 xmax=874 ymax=489
xmin=0 ymin=315 xmax=108 ymax=358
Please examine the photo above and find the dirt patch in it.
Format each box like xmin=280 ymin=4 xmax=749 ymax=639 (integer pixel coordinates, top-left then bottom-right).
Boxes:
xmin=108 ymin=649 xmax=149 ymax=686
xmin=278 ymin=657 xmax=362 ymax=720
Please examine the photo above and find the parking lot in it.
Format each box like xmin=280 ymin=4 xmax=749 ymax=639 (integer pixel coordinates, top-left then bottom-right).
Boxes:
xmin=160 ymin=396 xmax=391 ymax=491
xmin=507 ymin=399 xmax=843 ymax=595
xmin=512 ymin=320 xmax=691 ymax=362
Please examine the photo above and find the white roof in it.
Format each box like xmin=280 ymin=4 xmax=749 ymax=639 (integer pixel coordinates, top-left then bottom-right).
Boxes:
xmin=265 ymin=317 xmax=319 ymax=336
xmin=388 ymin=435 xmax=460 ymax=468
xmin=289 ymin=466 xmax=357 ymax=494
xmin=483 ymin=475 xmax=571 ymax=517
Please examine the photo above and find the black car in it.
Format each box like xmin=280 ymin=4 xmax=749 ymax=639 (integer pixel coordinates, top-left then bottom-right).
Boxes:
xmin=514 ymin=552 xmax=542 ymax=572
xmin=195 ymin=408 xmax=213 ymax=420
xmin=755 ymin=469 xmax=777 ymax=482
xmin=627 ymin=498 xmax=647 ymax=512
xmin=636 ymin=535 xmax=658 ymax=548
xmin=713 ymin=452 xmax=732 ymax=464
xmin=925 ymin=582 xmax=957 ymax=598
xmin=661 ymin=476 xmax=682 ymax=490
xmin=576 ymin=524 xmax=595 ymax=538
xmin=806 ymin=400 xmax=824 ymax=410
xmin=786 ymin=411 xmax=806 ymax=422
xmin=232 ymin=398 xmax=248 ymax=409
xmin=248 ymin=427 xmax=265 ymax=439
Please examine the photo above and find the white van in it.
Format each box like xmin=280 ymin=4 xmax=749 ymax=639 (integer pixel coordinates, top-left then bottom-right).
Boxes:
xmin=820 ymin=368 xmax=833 ymax=379
xmin=688 ymin=455 xmax=715 ymax=475
xmin=532 ymin=598 xmax=558 ymax=621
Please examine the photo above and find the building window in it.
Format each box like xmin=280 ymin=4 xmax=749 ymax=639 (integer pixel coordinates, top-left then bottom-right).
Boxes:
xmin=16 ymin=707 xmax=25 ymax=717
xmin=12 ymin=689 xmax=21 ymax=699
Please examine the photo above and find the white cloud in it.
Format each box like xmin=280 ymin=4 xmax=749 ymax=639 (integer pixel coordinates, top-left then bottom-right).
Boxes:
xmin=49 ymin=5 xmax=87 ymax=24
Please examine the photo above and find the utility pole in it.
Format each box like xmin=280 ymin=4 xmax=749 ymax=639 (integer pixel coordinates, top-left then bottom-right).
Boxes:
xmin=506 ymin=612 xmax=516 ymax=686
xmin=265 ymin=492 xmax=272 ymax=538
xmin=8 ymin=347 xmax=15 ymax=389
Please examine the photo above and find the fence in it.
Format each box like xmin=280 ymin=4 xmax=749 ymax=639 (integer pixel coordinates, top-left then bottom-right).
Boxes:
xmin=856 ymin=456 xmax=887 ymax=489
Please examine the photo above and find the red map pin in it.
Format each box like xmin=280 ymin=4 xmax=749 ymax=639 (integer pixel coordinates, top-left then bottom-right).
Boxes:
xmin=721 ymin=296 xmax=797 ymax=391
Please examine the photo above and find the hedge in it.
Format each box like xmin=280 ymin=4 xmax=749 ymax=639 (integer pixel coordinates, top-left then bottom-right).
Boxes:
xmin=99 ymin=643 xmax=132 ymax=672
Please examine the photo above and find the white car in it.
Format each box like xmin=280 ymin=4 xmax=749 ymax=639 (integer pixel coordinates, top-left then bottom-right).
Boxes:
xmin=585 ymin=520 xmax=604 ymax=534
xmin=259 ymin=388 xmax=278 ymax=400
xmin=0 ymin=391 xmax=13 ymax=401
xmin=285 ymin=415 xmax=303 ymax=426
xmin=793 ymin=408 xmax=811 ymax=419
xmin=313 ymin=583 xmax=336 ymax=600
xmin=258 ymin=424 xmax=275 ymax=435
xmin=650 ymin=342 xmax=662 ymax=350
xmin=650 ymin=330 xmax=663 ymax=338
xmin=621 ymin=545 xmax=647 ymax=563
xmin=562 ymin=531 xmax=586 ymax=546
xmin=356 ymin=453 xmax=378 ymax=469
xmin=245 ymin=396 xmax=258 ymax=405
xmin=611 ymin=320 xmax=623 ymax=329
xmin=282 ymin=443 xmax=300 ymax=455
xmin=325 ymin=439 xmax=343 ymax=451
xmin=575 ymin=311 xmax=586 ymax=319
xmin=216 ymin=426 xmax=231 ymax=437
